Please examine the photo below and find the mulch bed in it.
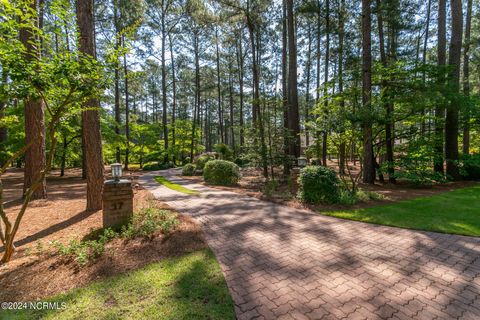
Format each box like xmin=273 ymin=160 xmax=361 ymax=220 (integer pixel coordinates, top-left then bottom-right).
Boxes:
xmin=184 ymin=162 xmax=476 ymax=212
xmin=0 ymin=169 xmax=206 ymax=302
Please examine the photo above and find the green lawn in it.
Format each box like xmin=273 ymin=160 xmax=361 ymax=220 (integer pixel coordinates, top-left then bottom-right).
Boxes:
xmin=322 ymin=184 xmax=480 ymax=237
xmin=2 ymin=249 xmax=235 ymax=320
xmin=155 ymin=176 xmax=200 ymax=195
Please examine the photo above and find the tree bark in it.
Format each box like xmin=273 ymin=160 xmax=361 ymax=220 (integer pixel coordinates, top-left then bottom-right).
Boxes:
xmin=462 ymin=0 xmax=472 ymax=155
xmin=20 ymin=0 xmax=47 ymax=199
xmin=362 ymin=0 xmax=374 ymax=184
xmin=338 ymin=0 xmax=346 ymax=174
xmin=76 ymin=0 xmax=105 ymax=211
xmin=113 ymin=2 xmax=121 ymax=163
xmin=123 ymin=34 xmax=130 ymax=170
xmin=236 ymin=29 xmax=245 ymax=147
xmin=434 ymin=0 xmax=446 ymax=174
xmin=445 ymin=0 xmax=463 ymax=180
xmin=161 ymin=0 xmax=168 ymax=162
xmin=168 ymin=32 xmax=177 ymax=164
xmin=322 ymin=0 xmax=330 ymax=167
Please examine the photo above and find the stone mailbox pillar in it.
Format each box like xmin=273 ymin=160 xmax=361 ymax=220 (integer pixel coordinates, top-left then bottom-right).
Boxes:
xmin=102 ymin=179 xmax=133 ymax=228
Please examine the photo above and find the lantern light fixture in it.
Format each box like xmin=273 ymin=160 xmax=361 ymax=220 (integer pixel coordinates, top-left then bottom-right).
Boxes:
xmin=111 ymin=163 xmax=123 ymax=182
xmin=297 ymin=156 xmax=307 ymax=168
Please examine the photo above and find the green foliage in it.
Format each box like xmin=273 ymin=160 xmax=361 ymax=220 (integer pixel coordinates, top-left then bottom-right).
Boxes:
xmin=213 ymin=143 xmax=233 ymax=160
xmin=338 ymin=189 xmax=385 ymax=206
xmin=182 ymin=163 xmax=196 ymax=176
xmin=121 ymin=207 xmax=179 ymax=239
xmin=195 ymin=154 xmax=215 ymax=171
xmin=52 ymin=207 xmax=179 ymax=266
xmin=143 ymin=161 xmax=175 ymax=171
xmin=460 ymin=154 xmax=480 ymax=180
xmin=51 ymin=228 xmax=117 ymax=266
xmin=203 ymin=160 xmax=240 ymax=186
xmin=297 ymin=166 xmax=340 ymax=204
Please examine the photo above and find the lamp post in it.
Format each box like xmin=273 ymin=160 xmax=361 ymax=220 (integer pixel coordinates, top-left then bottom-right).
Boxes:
xmin=297 ymin=156 xmax=307 ymax=168
xmin=102 ymin=163 xmax=132 ymax=228
xmin=111 ymin=163 xmax=123 ymax=182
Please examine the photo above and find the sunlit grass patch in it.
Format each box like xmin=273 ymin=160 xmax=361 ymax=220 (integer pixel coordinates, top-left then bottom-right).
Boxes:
xmin=321 ymin=185 xmax=480 ymax=237
xmin=155 ymin=176 xmax=200 ymax=195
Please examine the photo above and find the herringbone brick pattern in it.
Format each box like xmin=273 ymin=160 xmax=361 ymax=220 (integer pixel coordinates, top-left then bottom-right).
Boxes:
xmin=140 ymin=170 xmax=480 ymax=320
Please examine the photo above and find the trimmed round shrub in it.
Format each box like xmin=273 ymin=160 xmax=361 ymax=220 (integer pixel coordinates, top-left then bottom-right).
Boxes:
xmin=203 ymin=160 xmax=240 ymax=186
xmin=195 ymin=154 xmax=215 ymax=171
xmin=182 ymin=163 xmax=196 ymax=176
xmin=297 ymin=165 xmax=340 ymax=204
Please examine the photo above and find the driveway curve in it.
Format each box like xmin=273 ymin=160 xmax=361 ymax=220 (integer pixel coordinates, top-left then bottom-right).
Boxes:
xmin=139 ymin=169 xmax=480 ymax=320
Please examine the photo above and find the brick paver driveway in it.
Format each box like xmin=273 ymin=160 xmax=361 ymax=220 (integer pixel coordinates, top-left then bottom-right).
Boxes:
xmin=140 ymin=169 xmax=480 ymax=320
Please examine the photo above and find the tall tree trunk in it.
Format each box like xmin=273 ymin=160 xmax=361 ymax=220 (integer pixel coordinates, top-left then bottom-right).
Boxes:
xmin=21 ymin=0 xmax=47 ymax=199
xmin=0 ymin=72 xmax=7 ymax=167
xmin=338 ymin=0 xmax=346 ymax=174
xmin=286 ymin=0 xmax=300 ymax=161
xmin=76 ymin=0 xmax=105 ymax=211
xmin=246 ymin=12 xmax=268 ymax=178
xmin=190 ymin=32 xmax=200 ymax=161
xmin=420 ymin=0 xmax=431 ymax=135
xmin=123 ymin=35 xmax=130 ymax=170
xmin=445 ymin=0 xmax=463 ymax=180
xmin=434 ymin=0 xmax=446 ymax=174
xmin=161 ymin=1 xmax=168 ymax=162
xmin=315 ymin=0 xmax=322 ymax=162
xmin=322 ymin=0 xmax=330 ymax=167
xmin=113 ymin=3 xmax=121 ymax=163
xmin=169 ymin=32 xmax=177 ymax=164
xmin=305 ymin=24 xmax=312 ymax=148
xmin=362 ymin=0 xmax=374 ymax=184
xmin=376 ymin=0 xmax=395 ymax=183
xmin=215 ymin=27 xmax=224 ymax=144
xmin=462 ymin=0 xmax=473 ymax=155
xmin=236 ymin=29 xmax=245 ymax=147
xmin=282 ymin=0 xmax=290 ymax=175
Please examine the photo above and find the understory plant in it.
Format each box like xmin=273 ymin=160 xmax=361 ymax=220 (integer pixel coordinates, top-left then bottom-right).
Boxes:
xmin=203 ymin=160 xmax=240 ymax=186
xmin=182 ymin=163 xmax=196 ymax=176
xmin=297 ymin=166 xmax=340 ymax=204
xmin=52 ymin=207 xmax=179 ymax=266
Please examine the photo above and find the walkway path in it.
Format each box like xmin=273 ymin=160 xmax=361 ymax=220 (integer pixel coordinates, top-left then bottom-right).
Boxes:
xmin=140 ymin=169 xmax=480 ymax=320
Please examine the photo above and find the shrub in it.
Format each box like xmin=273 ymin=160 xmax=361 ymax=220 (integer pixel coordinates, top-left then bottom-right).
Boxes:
xmin=338 ymin=189 xmax=385 ymax=206
xmin=214 ymin=143 xmax=233 ymax=160
xmin=460 ymin=154 xmax=480 ymax=180
xmin=195 ymin=154 xmax=215 ymax=171
xmin=203 ymin=160 xmax=240 ymax=186
xmin=143 ymin=161 xmax=174 ymax=171
xmin=182 ymin=163 xmax=196 ymax=176
xmin=297 ymin=166 xmax=340 ymax=204
xmin=121 ymin=207 xmax=179 ymax=239
xmin=51 ymin=207 xmax=179 ymax=266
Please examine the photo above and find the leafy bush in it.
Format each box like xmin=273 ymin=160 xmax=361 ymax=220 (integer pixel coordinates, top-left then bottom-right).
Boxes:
xmin=143 ymin=161 xmax=175 ymax=171
xmin=460 ymin=154 xmax=480 ymax=180
xmin=51 ymin=228 xmax=117 ymax=266
xmin=143 ymin=162 xmax=161 ymax=171
xmin=214 ymin=143 xmax=233 ymax=160
xmin=51 ymin=208 xmax=179 ymax=266
xmin=203 ymin=160 xmax=241 ymax=186
xmin=338 ymin=189 xmax=385 ymax=206
xmin=182 ymin=163 xmax=196 ymax=176
xmin=297 ymin=166 xmax=340 ymax=204
xmin=195 ymin=154 xmax=215 ymax=171
xmin=121 ymin=207 xmax=179 ymax=239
